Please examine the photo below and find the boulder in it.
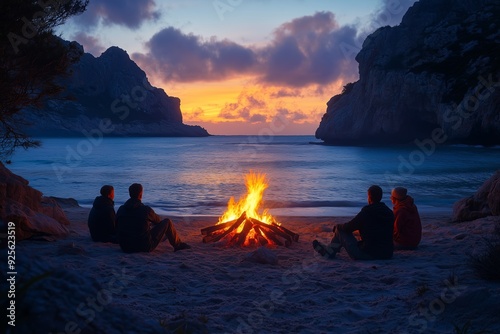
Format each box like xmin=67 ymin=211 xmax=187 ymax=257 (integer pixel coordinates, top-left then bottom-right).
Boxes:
xmin=452 ymin=171 xmax=500 ymax=221
xmin=488 ymin=177 xmax=500 ymax=215
xmin=0 ymin=162 xmax=70 ymax=241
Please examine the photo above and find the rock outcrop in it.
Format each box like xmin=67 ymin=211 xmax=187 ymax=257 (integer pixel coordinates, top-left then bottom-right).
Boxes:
xmin=452 ymin=170 xmax=500 ymax=222
xmin=22 ymin=44 xmax=209 ymax=137
xmin=0 ymin=162 xmax=70 ymax=241
xmin=316 ymin=0 xmax=500 ymax=145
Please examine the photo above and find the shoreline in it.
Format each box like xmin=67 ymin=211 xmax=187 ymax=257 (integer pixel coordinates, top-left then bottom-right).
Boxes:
xmin=5 ymin=204 xmax=500 ymax=333
xmin=75 ymin=202 xmax=454 ymax=220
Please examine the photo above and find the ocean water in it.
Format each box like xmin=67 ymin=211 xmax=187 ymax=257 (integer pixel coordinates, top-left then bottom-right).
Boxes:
xmin=7 ymin=136 xmax=500 ymax=217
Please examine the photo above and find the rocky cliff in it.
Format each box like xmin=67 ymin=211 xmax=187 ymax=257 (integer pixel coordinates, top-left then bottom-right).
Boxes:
xmin=22 ymin=44 xmax=209 ymax=137
xmin=316 ymin=0 xmax=500 ymax=145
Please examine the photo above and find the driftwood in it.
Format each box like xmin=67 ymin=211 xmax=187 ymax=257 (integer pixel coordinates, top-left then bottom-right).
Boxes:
xmin=201 ymin=212 xmax=299 ymax=247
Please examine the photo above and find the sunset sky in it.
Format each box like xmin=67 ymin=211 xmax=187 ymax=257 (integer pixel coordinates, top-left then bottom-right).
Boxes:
xmin=57 ymin=0 xmax=417 ymax=135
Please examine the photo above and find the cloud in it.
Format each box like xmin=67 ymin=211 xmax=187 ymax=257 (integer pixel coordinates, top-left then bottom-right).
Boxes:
xmin=133 ymin=3 xmax=417 ymax=87
xmin=371 ymin=0 xmax=417 ymax=28
xmin=219 ymin=93 xmax=268 ymax=122
xmin=72 ymin=32 xmax=106 ymax=56
xmin=73 ymin=0 xmax=160 ymax=29
xmin=133 ymin=27 xmax=257 ymax=82
xmin=249 ymin=114 xmax=267 ymax=123
xmin=259 ymin=12 xmax=361 ymax=87
xmin=270 ymin=88 xmax=303 ymax=98
xmin=276 ymin=108 xmax=309 ymax=122
xmin=133 ymin=12 xmax=361 ymax=86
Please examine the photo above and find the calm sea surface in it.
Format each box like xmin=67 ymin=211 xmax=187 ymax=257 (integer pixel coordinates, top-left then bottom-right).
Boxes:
xmin=7 ymin=136 xmax=500 ymax=217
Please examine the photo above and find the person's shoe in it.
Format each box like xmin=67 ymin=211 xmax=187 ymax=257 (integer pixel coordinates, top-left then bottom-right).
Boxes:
xmin=313 ymin=240 xmax=337 ymax=259
xmin=174 ymin=242 xmax=191 ymax=252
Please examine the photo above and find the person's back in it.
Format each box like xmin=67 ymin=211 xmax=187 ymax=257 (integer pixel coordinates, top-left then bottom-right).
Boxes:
xmin=341 ymin=201 xmax=394 ymax=259
xmin=392 ymin=187 xmax=422 ymax=249
xmin=116 ymin=183 xmax=191 ymax=253
xmin=355 ymin=201 xmax=395 ymax=259
xmin=88 ymin=185 xmax=117 ymax=243
xmin=116 ymin=197 xmax=156 ymax=252
xmin=314 ymin=185 xmax=394 ymax=260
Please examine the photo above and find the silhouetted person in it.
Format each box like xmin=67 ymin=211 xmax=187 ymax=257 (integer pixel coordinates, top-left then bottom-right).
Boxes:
xmin=391 ymin=187 xmax=422 ymax=250
xmin=88 ymin=185 xmax=118 ymax=243
xmin=313 ymin=185 xmax=394 ymax=260
xmin=116 ymin=183 xmax=190 ymax=253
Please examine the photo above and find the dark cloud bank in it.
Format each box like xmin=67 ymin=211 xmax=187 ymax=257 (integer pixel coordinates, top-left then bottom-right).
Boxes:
xmin=132 ymin=0 xmax=416 ymax=87
xmin=73 ymin=0 xmax=160 ymax=29
xmin=133 ymin=12 xmax=363 ymax=87
xmin=71 ymin=0 xmax=416 ymax=88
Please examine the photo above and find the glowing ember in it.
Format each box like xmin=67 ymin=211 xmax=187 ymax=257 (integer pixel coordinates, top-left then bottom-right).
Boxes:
xmin=201 ymin=172 xmax=299 ymax=247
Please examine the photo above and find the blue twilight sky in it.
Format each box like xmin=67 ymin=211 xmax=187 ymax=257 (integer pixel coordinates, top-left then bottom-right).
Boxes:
xmin=57 ymin=0 xmax=418 ymax=135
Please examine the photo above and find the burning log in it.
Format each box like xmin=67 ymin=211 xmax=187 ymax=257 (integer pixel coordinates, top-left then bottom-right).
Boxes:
xmin=252 ymin=225 xmax=269 ymax=246
xmin=201 ymin=219 xmax=236 ymax=235
xmin=256 ymin=224 xmax=285 ymax=247
xmin=201 ymin=212 xmax=298 ymax=247
xmin=272 ymin=222 xmax=300 ymax=242
xmin=249 ymin=218 xmax=292 ymax=245
xmin=202 ymin=212 xmax=246 ymax=244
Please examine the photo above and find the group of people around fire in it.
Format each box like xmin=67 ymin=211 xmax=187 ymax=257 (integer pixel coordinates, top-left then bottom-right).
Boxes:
xmin=88 ymin=183 xmax=421 ymax=260
xmin=87 ymin=183 xmax=191 ymax=253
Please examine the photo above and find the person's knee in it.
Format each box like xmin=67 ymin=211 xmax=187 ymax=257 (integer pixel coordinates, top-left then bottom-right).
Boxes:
xmin=160 ymin=218 xmax=172 ymax=227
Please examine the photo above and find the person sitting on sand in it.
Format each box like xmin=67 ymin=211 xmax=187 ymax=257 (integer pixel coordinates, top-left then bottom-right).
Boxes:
xmin=116 ymin=183 xmax=191 ymax=253
xmin=88 ymin=185 xmax=118 ymax=243
xmin=313 ymin=185 xmax=394 ymax=260
xmin=391 ymin=187 xmax=422 ymax=250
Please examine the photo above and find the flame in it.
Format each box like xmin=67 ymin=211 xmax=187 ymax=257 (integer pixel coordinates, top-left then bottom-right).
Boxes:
xmin=218 ymin=172 xmax=275 ymax=227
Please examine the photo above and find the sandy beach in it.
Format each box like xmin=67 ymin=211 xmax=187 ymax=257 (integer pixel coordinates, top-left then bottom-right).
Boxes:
xmin=5 ymin=203 xmax=500 ymax=334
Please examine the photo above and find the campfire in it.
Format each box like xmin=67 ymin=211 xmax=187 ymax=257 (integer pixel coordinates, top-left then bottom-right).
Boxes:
xmin=201 ymin=172 xmax=299 ymax=247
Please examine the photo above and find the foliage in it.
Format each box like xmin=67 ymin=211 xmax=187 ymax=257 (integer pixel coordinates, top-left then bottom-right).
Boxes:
xmin=0 ymin=0 xmax=88 ymax=158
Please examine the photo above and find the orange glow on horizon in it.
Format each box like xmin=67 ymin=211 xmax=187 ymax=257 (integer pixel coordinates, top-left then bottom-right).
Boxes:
xmin=152 ymin=76 xmax=347 ymax=135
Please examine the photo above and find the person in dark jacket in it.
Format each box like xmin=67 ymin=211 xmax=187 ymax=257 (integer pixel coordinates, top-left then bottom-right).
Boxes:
xmin=116 ymin=183 xmax=191 ymax=253
xmin=391 ymin=187 xmax=422 ymax=249
xmin=88 ymin=185 xmax=118 ymax=243
xmin=313 ymin=185 xmax=394 ymax=260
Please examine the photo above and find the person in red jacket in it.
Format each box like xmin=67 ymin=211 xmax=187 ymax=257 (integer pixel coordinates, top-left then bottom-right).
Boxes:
xmin=391 ymin=187 xmax=422 ymax=250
